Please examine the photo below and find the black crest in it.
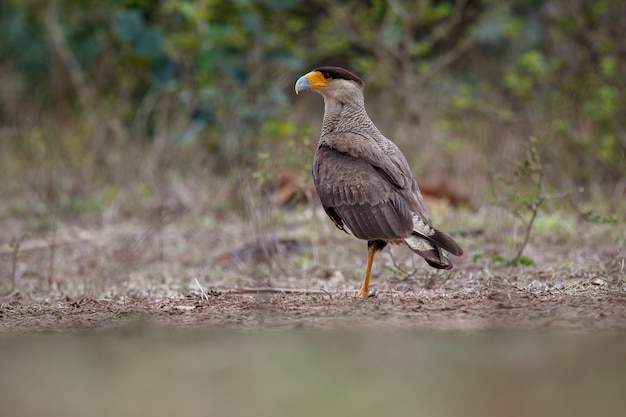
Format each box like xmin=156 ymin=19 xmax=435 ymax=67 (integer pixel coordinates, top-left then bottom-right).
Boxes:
xmin=314 ymin=66 xmax=364 ymax=88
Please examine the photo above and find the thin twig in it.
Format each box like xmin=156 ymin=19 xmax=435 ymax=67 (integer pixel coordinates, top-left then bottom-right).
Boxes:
xmin=45 ymin=0 xmax=126 ymax=143
xmin=194 ymin=278 xmax=209 ymax=301
xmin=514 ymin=197 xmax=542 ymax=260
xmin=45 ymin=0 xmax=95 ymax=121
xmin=220 ymin=287 xmax=327 ymax=295
xmin=9 ymin=233 xmax=27 ymax=288
xmin=0 ymin=227 xmax=116 ymax=254
xmin=320 ymin=288 xmax=333 ymax=299
xmin=10 ymin=241 xmax=19 ymax=287
xmin=47 ymin=220 xmax=57 ymax=291
xmin=388 ymin=249 xmax=418 ymax=279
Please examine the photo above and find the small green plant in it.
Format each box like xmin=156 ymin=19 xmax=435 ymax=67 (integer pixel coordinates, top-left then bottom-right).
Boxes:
xmin=490 ymin=252 xmax=509 ymax=269
xmin=510 ymin=136 xmax=544 ymax=264
xmin=579 ymin=209 xmax=619 ymax=225
xmin=493 ymin=136 xmax=566 ymax=267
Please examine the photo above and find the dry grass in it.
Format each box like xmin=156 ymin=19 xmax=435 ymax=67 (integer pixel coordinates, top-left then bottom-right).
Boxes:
xmin=0 ymin=168 xmax=624 ymax=332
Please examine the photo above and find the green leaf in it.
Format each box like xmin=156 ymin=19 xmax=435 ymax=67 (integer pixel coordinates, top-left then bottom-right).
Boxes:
xmin=510 ymin=255 xmax=536 ymax=266
xmin=112 ymin=9 xmax=144 ymax=45
xmin=112 ymin=9 xmax=165 ymax=61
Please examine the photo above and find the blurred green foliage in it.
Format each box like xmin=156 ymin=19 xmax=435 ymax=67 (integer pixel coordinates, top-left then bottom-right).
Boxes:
xmin=0 ymin=0 xmax=624 ymax=206
xmin=445 ymin=0 xmax=626 ymax=187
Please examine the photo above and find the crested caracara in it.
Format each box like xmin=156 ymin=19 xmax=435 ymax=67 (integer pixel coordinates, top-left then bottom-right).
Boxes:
xmin=295 ymin=66 xmax=463 ymax=297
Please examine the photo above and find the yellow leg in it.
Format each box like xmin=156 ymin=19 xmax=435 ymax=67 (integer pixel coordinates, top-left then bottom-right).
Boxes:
xmin=356 ymin=243 xmax=377 ymax=298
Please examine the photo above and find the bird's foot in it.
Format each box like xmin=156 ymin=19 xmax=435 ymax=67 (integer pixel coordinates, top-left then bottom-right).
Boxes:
xmin=355 ymin=289 xmax=370 ymax=298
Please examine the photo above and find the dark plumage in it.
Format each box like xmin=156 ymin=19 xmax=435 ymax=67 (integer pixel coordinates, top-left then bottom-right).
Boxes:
xmin=295 ymin=66 xmax=463 ymax=297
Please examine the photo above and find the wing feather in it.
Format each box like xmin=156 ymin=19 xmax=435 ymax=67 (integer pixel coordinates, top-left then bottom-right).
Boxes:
xmin=320 ymin=132 xmax=412 ymax=190
xmin=313 ymin=145 xmax=412 ymax=240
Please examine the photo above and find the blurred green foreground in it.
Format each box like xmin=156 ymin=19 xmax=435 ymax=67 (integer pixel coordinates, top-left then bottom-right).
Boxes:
xmin=1 ymin=329 xmax=624 ymax=417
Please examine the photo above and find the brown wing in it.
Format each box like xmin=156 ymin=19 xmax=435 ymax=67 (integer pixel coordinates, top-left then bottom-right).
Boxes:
xmin=312 ymin=144 xmax=413 ymax=241
xmin=320 ymin=132 xmax=434 ymax=227
xmin=320 ymin=132 xmax=413 ymax=191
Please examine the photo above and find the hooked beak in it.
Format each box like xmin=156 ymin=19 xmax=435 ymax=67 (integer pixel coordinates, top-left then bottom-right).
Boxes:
xmin=295 ymin=75 xmax=310 ymax=95
xmin=295 ymin=71 xmax=330 ymax=95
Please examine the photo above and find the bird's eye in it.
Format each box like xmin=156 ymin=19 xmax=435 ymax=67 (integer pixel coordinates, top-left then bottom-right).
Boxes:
xmin=323 ymin=72 xmax=331 ymax=79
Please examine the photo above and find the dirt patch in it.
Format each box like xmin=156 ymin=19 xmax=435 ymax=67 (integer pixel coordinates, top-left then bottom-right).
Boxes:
xmin=1 ymin=207 xmax=625 ymax=333
xmin=2 ymin=275 xmax=624 ymax=333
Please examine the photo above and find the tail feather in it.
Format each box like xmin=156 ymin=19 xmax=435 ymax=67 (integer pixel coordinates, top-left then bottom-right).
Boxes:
xmin=414 ymin=229 xmax=463 ymax=257
xmin=409 ymin=214 xmax=463 ymax=256
xmin=403 ymin=232 xmax=457 ymax=270
xmin=405 ymin=213 xmax=464 ymax=269
xmin=422 ymin=250 xmax=453 ymax=270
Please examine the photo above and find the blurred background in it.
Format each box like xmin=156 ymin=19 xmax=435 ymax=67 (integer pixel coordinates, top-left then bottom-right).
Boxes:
xmin=1 ymin=0 xmax=624 ymax=225
xmin=1 ymin=330 xmax=625 ymax=417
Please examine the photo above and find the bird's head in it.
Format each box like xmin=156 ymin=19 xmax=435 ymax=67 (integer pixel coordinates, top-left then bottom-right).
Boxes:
xmin=295 ymin=67 xmax=364 ymax=99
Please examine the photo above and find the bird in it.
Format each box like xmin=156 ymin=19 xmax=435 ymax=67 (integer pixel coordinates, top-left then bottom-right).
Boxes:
xmin=295 ymin=66 xmax=463 ymax=298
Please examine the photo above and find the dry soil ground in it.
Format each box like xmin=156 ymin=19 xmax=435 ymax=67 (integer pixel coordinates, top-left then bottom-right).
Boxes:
xmin=1 ymin=203 xmax=624 ymax=333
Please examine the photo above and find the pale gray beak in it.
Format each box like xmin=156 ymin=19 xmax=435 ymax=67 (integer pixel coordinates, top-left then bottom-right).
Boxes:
xmin=295 ymin=75 xmax=310 ymax=95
